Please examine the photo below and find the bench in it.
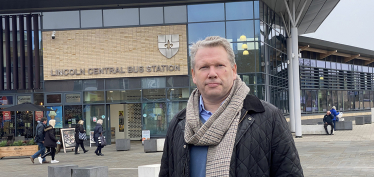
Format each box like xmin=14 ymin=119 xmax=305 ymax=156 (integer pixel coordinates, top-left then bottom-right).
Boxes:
xmin=116 ymin=139 xmax=130 ymax=151
xmin=71 ymin=166 xmax=108 ymax=177
xmin=144 ymin=139 xmax=165 ymax=153
xmin=355 ymin=117 xmax=364 ymax=125
xmin=301 ymin=125 xmax=331 ymax=134
xmin=48 ymin=165 xmax=78 ymax=177
xmin=364 ymin=116 xmax=372 ymax=124
xmin=335 ymin=121 xmax=353 ymax=130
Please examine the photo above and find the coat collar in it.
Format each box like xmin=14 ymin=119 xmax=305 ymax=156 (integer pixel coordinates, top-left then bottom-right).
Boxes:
xmin=242 ymin=95 xmax=265 ymax=113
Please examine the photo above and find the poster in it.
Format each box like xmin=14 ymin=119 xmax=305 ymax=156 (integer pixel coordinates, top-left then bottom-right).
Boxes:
xmin=60 ymin=128 xmax=76 ymax=153
xmin=3 ymin=111 xmax=11 ymax=121
xmin=142 ymin=130 xmax=150 ymax=144
xmin=35 ymin=111 xmax=43 ymax=122
xmin=46 ymin=106 xmax=63 ymax=128
xmin=119 ymin=118 xmax=124 ymax=132
xmin=93 ymin=117 xmax=97 ymax=122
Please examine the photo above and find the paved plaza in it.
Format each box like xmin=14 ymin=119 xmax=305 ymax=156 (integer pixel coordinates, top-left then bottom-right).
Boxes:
xmin=1 ymin=123 xmax=374 ymax=176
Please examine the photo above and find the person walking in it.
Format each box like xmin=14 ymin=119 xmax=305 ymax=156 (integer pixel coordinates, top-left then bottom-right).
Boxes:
xmin=159 ymin=36 xmax=303 ymax=176
xmin=323 ymin=111 xmax=334 ymax=135
xmin=330 ymin=106 xmax=339 ymax=130
xmin=75 ymin=120 xmax=88 ymax=155
xmin=38 ymin=119 xmax=60 ymax=164
xmin=94 ymin=119 xmax=104 ymax=156
xmin=30 ymin=117 xmax=49 ymax=164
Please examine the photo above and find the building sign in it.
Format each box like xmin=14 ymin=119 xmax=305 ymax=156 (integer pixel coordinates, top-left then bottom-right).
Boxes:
xmin=17 ymin=96 xmax=31 ymax=104
xmin=50 ymin=65 xmax=180 ymax=76
xmin=43 ymin=25 xmax=188 ymax=80
xmin=3 ymin=111 xmax=11 ymax=121
xmin=65 ymin=94 xmax=81 ymax=103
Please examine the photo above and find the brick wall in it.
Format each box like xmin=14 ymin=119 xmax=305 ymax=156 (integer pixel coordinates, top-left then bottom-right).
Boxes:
xmin=43 ymin=25 xmax=188 ymax=80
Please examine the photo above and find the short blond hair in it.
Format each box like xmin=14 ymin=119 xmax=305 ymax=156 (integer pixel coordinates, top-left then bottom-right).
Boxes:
xmin=78 ymin=120 xmax=84 ymax=125
xmin=190 ymin=36 xmax=235 ymax=69
xmin=97 ymin=119 xmax=103 ymax=125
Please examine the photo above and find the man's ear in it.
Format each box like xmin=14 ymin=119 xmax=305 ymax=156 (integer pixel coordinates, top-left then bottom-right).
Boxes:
xmin=192 ymin=68 xmax=197 ymax=84
xmin=232 ymin=64 xmax=237 ymax=79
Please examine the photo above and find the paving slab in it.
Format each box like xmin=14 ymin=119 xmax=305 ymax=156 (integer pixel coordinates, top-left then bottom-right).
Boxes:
xmin=1 ymin=123 xmax=374 ymax=176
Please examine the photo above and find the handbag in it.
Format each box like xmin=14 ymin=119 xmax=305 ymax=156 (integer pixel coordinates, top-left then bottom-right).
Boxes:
xmin=79 ymin=132 xmax=87 ymax=140
xmin=98 ymin=135 xmax=107 ymax=146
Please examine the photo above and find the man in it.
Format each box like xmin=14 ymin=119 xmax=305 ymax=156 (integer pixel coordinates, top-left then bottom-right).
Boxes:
xmin=30 ymin=117 xmax=49 ymax=164
xmin=159 ymin=36 xmax=303 ymax=177
xmin=323 ymin=111 xmax=334 ymax=135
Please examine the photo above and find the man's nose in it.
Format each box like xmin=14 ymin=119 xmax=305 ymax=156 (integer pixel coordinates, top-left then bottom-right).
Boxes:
xmin=208 ymin=67 xmax=218 ymax=79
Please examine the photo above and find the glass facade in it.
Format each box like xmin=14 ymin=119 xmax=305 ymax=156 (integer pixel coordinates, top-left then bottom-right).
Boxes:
xmin=300 ymin=52 xmax=374 ymax=113
xmin=2 ymin=0 xmax=372 ymax=141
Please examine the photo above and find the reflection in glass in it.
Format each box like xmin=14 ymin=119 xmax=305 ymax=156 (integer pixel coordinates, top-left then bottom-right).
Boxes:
xmin=167 ymin=102 xmax=187 ymax=123
xmin=142 ymin=89 xmax=166 ymax=102
xmin=167 ymin=88 xmax=189 ymax=101
xmin=226 ymin=1 xmax=253 ymax=20
xmin=84 ymin=105 xmax=105 ymax=133
xmin=226 ymin=20 xmax=254 ymax=42
xmin=232 ymin=42 xmax=257 ymax=73
xmin=16 ymin=111 xmax=33 ymax=138
xmin=47 ymin=94 xmax=62 ymax=103
xmin=318 ymin=90 xmax=327 ymax=112
xmin=34 ymin=93 xmax=44 ymax=105
xmin=254 ymin=1 xmax=259 ymax=19
xmin=84 ymin=91 xmax=105 ymax=103
xmin=64 ymin=105 xmax=82 ymax=128
xmin=188 ymin=3 xmax=224 ymax=22
xmin=142 ymin=102 xmax=167 ymax=136
xmin=106 ymin=90 xmax=142 ymax=103
xmin=0 ymin=111 xmax=15 ymax=140
xmin=141 ymin=77 xmax=166 ymax=89
xmin=188 ymin=22 xmax=225 ymax=44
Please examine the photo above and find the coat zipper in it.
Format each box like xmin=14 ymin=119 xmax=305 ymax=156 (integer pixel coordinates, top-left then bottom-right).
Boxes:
xmin=239 ymin=110 xmax=248 ymax=124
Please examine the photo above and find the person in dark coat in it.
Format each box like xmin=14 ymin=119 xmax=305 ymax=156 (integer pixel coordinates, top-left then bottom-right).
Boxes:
xmin=159 ymin=36 xmax=303 ymax=176
xmin=94 ymin=119 xmax=104 ymax=156
xmin=75 ymin=120 xmax=88 ymax=155
xmin=38 ymin=120 xmax=59 ymax=164
xmin=30 ymin=117 xmax=48 ymax=164
xmin=323 ymin=111 xmax=334 ymax=135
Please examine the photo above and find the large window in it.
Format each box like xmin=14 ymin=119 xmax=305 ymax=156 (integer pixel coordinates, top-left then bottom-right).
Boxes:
xmin=142 ymin=102 xmax=167 ymax=136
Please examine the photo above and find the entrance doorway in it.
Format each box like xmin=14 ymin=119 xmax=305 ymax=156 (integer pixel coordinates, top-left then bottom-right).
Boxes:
xmin=110 ymin=104 xmax=142 ymax=142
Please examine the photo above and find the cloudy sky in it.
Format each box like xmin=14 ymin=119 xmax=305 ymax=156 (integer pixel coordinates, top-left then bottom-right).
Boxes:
xmin=302 ymin=0 xmax=374 ymax=51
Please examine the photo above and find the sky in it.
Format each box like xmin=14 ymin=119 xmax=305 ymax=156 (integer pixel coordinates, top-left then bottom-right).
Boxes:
xmin=302 ymin=0 xmax=374 ymax=51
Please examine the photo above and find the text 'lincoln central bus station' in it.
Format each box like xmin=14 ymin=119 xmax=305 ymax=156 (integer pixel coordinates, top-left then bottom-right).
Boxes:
xmin=50 ymin=65 xmax=181 ymax=76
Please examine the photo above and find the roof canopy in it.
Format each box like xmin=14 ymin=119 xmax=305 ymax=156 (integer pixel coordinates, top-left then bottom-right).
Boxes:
xmin=262 ymin=0 xmax=339 ymax=35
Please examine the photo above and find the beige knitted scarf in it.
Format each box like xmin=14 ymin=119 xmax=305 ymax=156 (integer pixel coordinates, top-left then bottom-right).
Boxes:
xmin=185 ymin=75 xmax=250 ymax=177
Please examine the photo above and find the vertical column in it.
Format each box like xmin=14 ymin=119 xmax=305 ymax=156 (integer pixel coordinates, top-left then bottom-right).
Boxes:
xmin=19 ymin=15 xmax=26 ymax=90
xmin=287 ymin=37 xmax=295 ymax=132
xmin=0 ymin=17 xmax=4 ymax=90
xmin=4 ymin=16 xmax=11 ymax=90
xmin=291 ymin=27 xmax=302 ymax=137
xmin=33 ymin=14 xmax=40 ymax=89
xmin=265 ymin=45 xmax=271 ymax=103
xmin=26 ymin=14 xmax=33 ymax=89
xmin=12 ymin=15 xmax=18 ymax=90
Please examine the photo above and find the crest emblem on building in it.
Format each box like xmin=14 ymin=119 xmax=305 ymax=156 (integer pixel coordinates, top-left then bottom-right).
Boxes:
xmin=158 ymin=34 xmax=179 ymax=59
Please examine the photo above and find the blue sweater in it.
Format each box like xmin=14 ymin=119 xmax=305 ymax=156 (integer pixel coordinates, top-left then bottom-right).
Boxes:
xmin=330 ymin=109 xmax=339 ymax=121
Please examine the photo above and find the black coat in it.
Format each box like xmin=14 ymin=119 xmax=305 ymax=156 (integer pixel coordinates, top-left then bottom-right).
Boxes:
xmin=323 ymin=114 xmax=334 ymax=123
xmin=159 ymin=95 xmax=303 ymax=177
xmin=43 ymin=125 xmax=58 ymax=148
xmin=75 ymin=124 xmax=85 ymax=144
xmin=34 ymin=122 xmax=46 ymax=143
xmin=94 ymin=124 xmax=103 ymax=144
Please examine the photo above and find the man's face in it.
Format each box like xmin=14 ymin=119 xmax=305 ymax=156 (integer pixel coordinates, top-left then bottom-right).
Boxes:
xmin=326 ymin=111 xmax=330 ymax=115
xmin=192 ymin=46 xmax=237 ymax=102
xmin=43 ymin=120 xmax=47 ymax=125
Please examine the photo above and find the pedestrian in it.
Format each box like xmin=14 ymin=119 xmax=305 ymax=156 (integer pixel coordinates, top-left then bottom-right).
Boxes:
xmin=94 ymin=119 xmax=104 ymax=156
xmin=75 ymin=120 xmax=88 ymax=155
xmin=323 ymin=111 xmax=334 ymax=135
xmin=330 ymin=106 xmax=339 ymax=130
xmin=38 ymin=119 xmax=60 ymax=164
xmin=159 ymin=36 xmax=303 ymax=176
xmin=30 ymin=117 xmax=49 ymax=164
